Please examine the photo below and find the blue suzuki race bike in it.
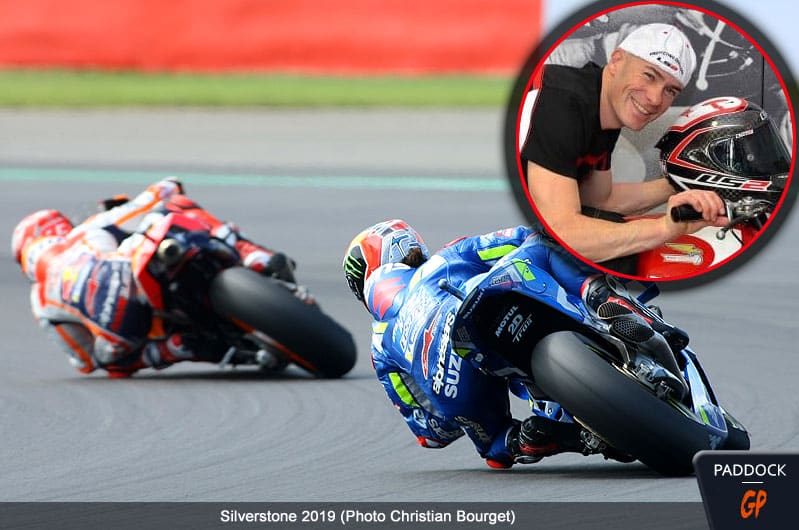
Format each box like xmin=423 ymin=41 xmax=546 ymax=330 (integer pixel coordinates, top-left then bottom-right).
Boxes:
xmin=442 ymin=257 xmax=750 ymax=476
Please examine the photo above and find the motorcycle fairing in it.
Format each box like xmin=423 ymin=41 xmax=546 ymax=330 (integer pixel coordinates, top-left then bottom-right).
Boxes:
xmin=678 ymin=348 xmax=728 ymax=446
xmin=452 ymin=258 xmax=589 ymax=379
xmin=128 ymin=213 xmax=206 ymax=309
xmin=128 ymin=213 xmax=237 ymax=310
xmin=453 ymin=256 xmax=732 ymax=449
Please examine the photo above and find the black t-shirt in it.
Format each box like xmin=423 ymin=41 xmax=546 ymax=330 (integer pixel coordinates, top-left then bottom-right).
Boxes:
xmin=521 ymin=63 xmax=621 ymax=181
xmin=519 ymin=63 xmax=638 ymax=274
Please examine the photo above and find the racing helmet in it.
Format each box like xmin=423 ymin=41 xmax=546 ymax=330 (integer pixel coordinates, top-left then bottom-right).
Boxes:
xmin=11 ymin=209 xmax=73 ymax=281
xmin=343 ymin=219 xmax=429 ymax=302
xmin=656 ymin=97 xmax=791 ymax=203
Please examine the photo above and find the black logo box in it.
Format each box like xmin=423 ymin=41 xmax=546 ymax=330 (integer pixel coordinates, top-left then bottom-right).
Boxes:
xmin=694 ymin=451 xmax=799 ymax=529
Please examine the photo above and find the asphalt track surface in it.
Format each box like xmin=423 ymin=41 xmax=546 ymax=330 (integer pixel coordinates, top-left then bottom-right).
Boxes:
xmin=1 ymin=109 xmax=797 ymax=503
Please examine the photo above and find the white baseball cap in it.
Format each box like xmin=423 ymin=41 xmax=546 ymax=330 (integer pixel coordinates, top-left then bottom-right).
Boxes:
xmin=618 ymin=23 xmax=697 ymax=88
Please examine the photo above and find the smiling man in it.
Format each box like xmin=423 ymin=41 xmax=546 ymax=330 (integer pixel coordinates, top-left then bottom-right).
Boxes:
xmin=521 ymin=23 xmax=727 ymax=269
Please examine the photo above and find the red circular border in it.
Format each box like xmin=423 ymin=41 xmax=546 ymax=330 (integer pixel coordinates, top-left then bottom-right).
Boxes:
xmin=514 ymin=0 xmax=797 ymax=282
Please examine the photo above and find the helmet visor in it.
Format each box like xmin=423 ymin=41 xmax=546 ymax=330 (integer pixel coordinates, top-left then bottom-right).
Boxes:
xmin=708 ymin=120 xmax=791 ymax=176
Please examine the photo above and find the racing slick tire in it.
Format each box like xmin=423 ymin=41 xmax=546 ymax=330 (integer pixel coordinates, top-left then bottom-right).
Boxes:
xmin=530 ymin=331 xmax=718 ymax=476
xmin=209 ymin=267 xmax=356 ymax=378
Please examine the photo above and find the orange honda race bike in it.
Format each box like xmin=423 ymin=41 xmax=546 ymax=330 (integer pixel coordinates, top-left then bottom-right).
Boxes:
xmin=127 ymin=209 xmax=357 ymax=378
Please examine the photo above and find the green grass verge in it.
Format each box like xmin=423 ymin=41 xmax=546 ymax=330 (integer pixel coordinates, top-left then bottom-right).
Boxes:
xmin=0 ymin=69 xmax=511 ymax=107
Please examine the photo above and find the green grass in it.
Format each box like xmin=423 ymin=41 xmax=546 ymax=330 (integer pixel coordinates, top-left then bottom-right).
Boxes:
xmin=0 ymin=69 xmax=512 ymax=107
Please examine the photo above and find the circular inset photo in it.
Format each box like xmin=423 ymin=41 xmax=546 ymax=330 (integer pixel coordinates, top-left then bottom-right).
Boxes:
xmin=511 ymin=1 xmax=795 ymax=280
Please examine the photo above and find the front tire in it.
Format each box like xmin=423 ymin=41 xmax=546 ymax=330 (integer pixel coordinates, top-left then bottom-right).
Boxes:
xmin=531 ymin=331 xmax=715 ymax=475
xmin=209 ymin=268 xmax=356 ymax=378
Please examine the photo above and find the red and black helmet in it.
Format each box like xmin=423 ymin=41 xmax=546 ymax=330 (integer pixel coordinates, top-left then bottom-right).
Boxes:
xmin=656 ymin=96 xmax=791 ymax=203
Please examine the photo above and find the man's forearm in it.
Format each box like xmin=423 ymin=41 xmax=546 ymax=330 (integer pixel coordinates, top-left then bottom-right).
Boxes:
xmin=549 ymin=214 xmax=672 ymax=263
xmin=595 ymin=178 xmax=675 ymax=216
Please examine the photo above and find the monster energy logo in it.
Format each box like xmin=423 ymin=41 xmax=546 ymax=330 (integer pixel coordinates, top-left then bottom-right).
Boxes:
xmin=344 ymin=254 xmax=366 ymax=279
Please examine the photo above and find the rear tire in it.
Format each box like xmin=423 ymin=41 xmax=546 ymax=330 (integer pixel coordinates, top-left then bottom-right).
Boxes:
xmin=209 ymin=268 xmax=356 ymax=378
xmin=531 ymin=331 xmax=715 ymax=476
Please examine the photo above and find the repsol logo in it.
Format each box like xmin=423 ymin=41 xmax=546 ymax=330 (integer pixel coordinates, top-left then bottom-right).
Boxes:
xmin=432 ymin=313 xmax=460 ymax=398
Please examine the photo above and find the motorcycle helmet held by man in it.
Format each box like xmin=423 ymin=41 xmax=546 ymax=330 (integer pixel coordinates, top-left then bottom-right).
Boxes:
xmin=656 ymin=96 xmax=791 ymax=204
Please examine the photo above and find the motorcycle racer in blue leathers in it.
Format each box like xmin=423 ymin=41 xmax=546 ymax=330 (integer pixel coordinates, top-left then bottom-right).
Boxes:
xmin=344 ymin=220 xmax=618 ymax=468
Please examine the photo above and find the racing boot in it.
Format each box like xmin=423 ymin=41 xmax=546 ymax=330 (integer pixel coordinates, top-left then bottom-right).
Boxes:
xmin=517 ymin=416 xmax=637 ymax=463
xmin=580 ymin=275 xmax=689 ymax=353
xmin=508 ymin=416 xmax=588 ymax=464
xmin=235 ymin=239 xmax=297 ymax=283
xmin=484 ymin=422 xmax=543 ymax=468
xmin=141 ymin=333 xmax=231 ymax=369
xmin=582 ymin=276 xmax=690 ymax=400
xmin=98 ymin=194 xmax=131 ymax=212
xmin=207 ymin=221 xmax=297 ymax=283
xmin=104 ymin=357 xmax=147 ymax=378
xmin=236 ymin=241 xmax=316 ymax=306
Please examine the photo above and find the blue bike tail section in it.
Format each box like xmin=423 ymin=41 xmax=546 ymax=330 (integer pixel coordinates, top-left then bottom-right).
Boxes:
xmin=452 ymin=258 xmax=589 ymax=379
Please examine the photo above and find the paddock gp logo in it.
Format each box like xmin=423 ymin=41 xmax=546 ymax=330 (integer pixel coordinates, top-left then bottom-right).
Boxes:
xmin=715 ymin=463 xmax=785 ymax=519
xmin=694 ymin=452 xmax=797 ymax=529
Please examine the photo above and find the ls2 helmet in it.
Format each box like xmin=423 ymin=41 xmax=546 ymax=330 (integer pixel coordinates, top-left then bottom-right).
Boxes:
xmin=343 ymin=219 xmax=429 ymax=303
xmin=11 ymin=209 xmax=73 ymax=281
xmin=656 ymin=96 xmax=791 ymax=203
